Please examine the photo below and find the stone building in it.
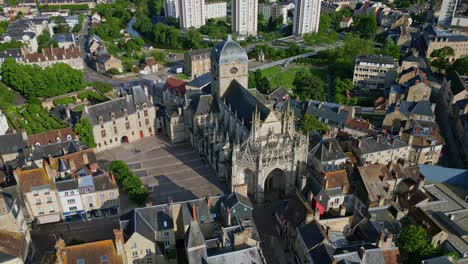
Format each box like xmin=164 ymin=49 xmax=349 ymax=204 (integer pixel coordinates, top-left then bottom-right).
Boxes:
xmin=169 ymin=35 xmax=309 ymax=203
xmin=184 ymin=48 xmax=212 ymax=78
xmin=423 ymin=26 xmax=468 ymax=63
xmin=81 ymin=84 xmax=156 ymax=152
xmin=23 ymin=46 xmax=84 ymax=70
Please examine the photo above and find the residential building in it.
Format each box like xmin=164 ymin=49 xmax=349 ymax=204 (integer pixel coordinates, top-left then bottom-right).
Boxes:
xmin=398 ymin=126 xmax=444 ymax=165
xmin=96 ymin=55 xmax=123 ymax=74
xmin=27 ymin=127 xmax=77 ymax=147
xmin=165 ymin=0 xmax=179 ymax=18
xmin=184 ymin=48 xmax=212 ymax=78
xmin=293 ymin=0 xmax=321 ymax=36
xmin=383 ymin=100 xmax=436 ymax=132
xmin=343 ymin=117 xmax=373 ymax=138
xmin=0 ymin=189 xmax=28 ymax=233
xmin=0 ymin=49 xmax=24 ymax=65
xmin=0 ymin=132 xmax=28 ymax=164
xmin=52 ymin=33 xmax=77 ymax=49
xmin=38 ymin=0 xmax=96 ymax=8
xmin=55 ymin=175 xmax=85 ymax=222
xmin=14 ymin=168 xmax=61 ymax=224
xmin=259 ymin=1 xmax=292 ymax=23
xmin=321 ymin=1 xmax=339 ymax=14
xmin=308 ymin=136 xmax=347 ymax=174
xmin=205 ymin=2 xmax=227 ymax=19
xmin=438 ymin=0 xmax=460 ymax=26
xmin=81 ymin=83 xmax=156 ymax=152
xmin=353 ymin=55 xmax=399 ymax=91
xmin=24 ymin=46 xmax=84 ymax=70
xmin=179 ymin=0 xmax=205 ymax=29
xmin=423 ymin=26 xmax=468 ymax=63
xmin=77 ymin=171 xmax=120 ymax=218
xmin=304 ymin=101 xmax=350 ymax=136
xmin=232 ymin=0 xmax=258 ymax=37
xmin=54 ymin=235 xmax=125 ymax=264
xmin=140 ymin=57 xmax=159 ymax=75
xmin=0 ymin=230 xmax=31 ymax=264
xmin=351 ymin=135 xmax=410 ymax=165
xmin=339 ymin=16 xmax=352 ymax=28
xmin=0 ymin=17 xmax=54 ymax=53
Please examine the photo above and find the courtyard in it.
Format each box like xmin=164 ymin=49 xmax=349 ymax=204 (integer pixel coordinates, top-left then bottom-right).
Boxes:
xmin=96 ymin=136 xmax=227 ymax=210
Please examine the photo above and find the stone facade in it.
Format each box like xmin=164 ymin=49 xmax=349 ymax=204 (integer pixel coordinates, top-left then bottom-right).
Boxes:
xmin=184 ymin=48 xmax=211 ymax=78
xmin=169 ymin=36 xmax=309 ymax=203
xmin=82 ymin=84 xmax=157 ymax=152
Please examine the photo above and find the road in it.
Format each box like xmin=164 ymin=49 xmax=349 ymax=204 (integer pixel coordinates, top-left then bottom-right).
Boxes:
xmin=30 ymin=216 xmax=120 ymax=263
xmin=78 ymin=17 xmax=139 ymax=88
xmin=412 ymin=32 xmax=465 ymax=168
xmin=253 ymin=201 xmax=295 ymax=264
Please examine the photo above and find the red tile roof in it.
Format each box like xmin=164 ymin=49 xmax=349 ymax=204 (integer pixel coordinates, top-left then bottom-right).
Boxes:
xmin=16 ymin=168 xmax=51 ymax=193
xmin=164 ymin=77 xmax=187 ymax=95
xmin=27 ymin=127 xmax=77 ymax=146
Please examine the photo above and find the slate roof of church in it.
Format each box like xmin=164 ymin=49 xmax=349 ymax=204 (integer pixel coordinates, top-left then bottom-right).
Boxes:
xmin=221 ymin=80 xmax=270 ymax=131
xmin=211 ymin=35 xmax=248 ymax=65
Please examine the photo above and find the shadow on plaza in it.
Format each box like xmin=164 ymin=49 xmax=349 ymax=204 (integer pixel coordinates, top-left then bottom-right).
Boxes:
xmin=147 ymin=175 xmax=199 ymax=205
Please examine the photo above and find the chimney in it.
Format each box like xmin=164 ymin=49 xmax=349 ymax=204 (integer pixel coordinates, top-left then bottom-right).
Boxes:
xmin=358 ymin=246 xmax=366 ymax=258
xmin=339 ymin=204 xmax=347 ymax=216
xmin=81 ymin=151 xmax=89 ymax=164
xmin=146 ymin=201 xmax=152 ymax=207
xmin=113 ymin=229 xmax=126 ymax=257
xmin=342 ymin=184 xmax=348 ymax=195
xmin=69 ymin=159 xmax=76 ymax=170
xmin=206 ymin=197 xmax=211 ymax=207
xmin=192 ymin=203 xmax=197 ymax=221
xmin=227 ymin=207 xmax=231 ymax=226
xmin=65 ymin=106 xmax=71 ymax=120
xmin=55 ymin=238 xmax=66 ymax=264
xmin=378 ymin=195 xmax=385 ymax=207
xmin=300 ymin=176 xmax=307 ymax=191
xmin=378 ymin=229 xmax=393 ymax=249
xmin=89 ymin=163 xmax=98 ymax=173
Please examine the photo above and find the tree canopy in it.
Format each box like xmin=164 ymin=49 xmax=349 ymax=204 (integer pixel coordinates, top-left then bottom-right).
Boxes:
xmin=109 ymin=160 xmax=148 ymax=205
xmin=353 ymin=14 xmax=377 ymax=39
xmin=333 ymin=77 xmax=356 ymax=105
xmin=396 ymin=224 xmax=440 ymax=263
xmin=298 ymin=114 xmax=329 ymax=134
xmin=452 ymin=55 xmax=468 ymax=75
xmin=292 ymin=69 xmax=327 ymax=100
xmin=1 ymin=59 xmax=85 ymax=98
xmin=430 ymin=47 xmax=455 ymax=74
xmin=381 ymin=38 xmax=400 ymax=59
xmin=74 ymin=118 xmax=97 ymax=148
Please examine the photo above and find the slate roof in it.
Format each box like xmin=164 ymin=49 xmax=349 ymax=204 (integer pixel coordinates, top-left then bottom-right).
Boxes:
xmin=134 ymin=204 xmax=173 ymax=242
xmin=222 ymin=80 xmax=270 ymax=130
xmin=298 ymin=221 xmax=327 ymax=250
xmin=355 ymin=55 xmax=396 ymax=65
xmin=93 ymin=173 xmax=118 ymax=191
xmin=357 ymin=136 xmax=408 ymax=154
xmin=30 ymin=141 xmax=81 ymax=161
xmin=83 ymin=84 xmax=151 ymax=126
xmin=224 ymin=192 xmax=252 ymax=209
xmin=305 ymin=102 xmax=349 ymax=127
xmin=269 ymin=86 xmax=289 ymax=101
xmin=0 ymin=49 xmax=23 ymax=59
xmin=55 ymin=178 xmax=78 ymax=192
xmin=309 ymin=137 xmax=346 ymax=162
xmin=211 ymin=35 xmax=248 ymax=65
xmin=206 ymin=246 xmax=263 ymax=264
xmin=185 ymin=220 xmax=207 ymax=264
xmin=189 ymin=95 xmax=214 ymax=116
xmin=0 ymin=133 xmax=27 ymax=154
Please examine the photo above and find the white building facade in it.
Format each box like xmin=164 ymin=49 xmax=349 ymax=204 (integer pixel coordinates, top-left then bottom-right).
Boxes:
xmin=0 ymin=110 xmax=9 ymax=135
xmin=165 ymin=0 xmax=179 ymax=18
xmin=293 ymin=0 xmax=322 ymax=36
xmin=232 ymin=0 xmax=258 ymax=37
xmin=179 ymin=0 xmax=205 ymax=29
xmin=205 ymin=2 xmax=227 ymax=19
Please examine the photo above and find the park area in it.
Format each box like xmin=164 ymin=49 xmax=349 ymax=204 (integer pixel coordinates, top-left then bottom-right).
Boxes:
xmin=250 ymin=65 xmax=327 ymax=90
xmin=5 ymin=104 xmax=66 ymax=135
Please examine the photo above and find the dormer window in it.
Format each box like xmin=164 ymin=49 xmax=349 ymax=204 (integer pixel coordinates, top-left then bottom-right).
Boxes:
xmin=99 ymin=116 xmax=103 ymax=124
xmin=56 ymin=137 xmax=62 ymax=143
xmin=66 ymin=134 xmax=72 ymax=141
xmin=136 ymin=105 xmax=140 ymax=111
xmin=123 ymin=109 xmax=128 ymax=116
xmin=143 ymin=103 xmax=147 ymax=108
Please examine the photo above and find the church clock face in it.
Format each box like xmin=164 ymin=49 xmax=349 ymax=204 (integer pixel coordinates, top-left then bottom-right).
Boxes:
xmin=230 ymin=67 xmax=238 ymax=74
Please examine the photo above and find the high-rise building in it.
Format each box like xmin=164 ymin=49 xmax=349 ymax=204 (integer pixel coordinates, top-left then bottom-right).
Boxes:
xmin=232 ymin=0 xmax=258 ymax=37
xmin=179 ymin=0 xmax=205 ymax=29
xmin=293 ymin=0 xmax=322 ymax=36
xmin=165 ymin=0 xmax=179 ymax=18
xmin=438 ymin=0 xmax=459 ymax=26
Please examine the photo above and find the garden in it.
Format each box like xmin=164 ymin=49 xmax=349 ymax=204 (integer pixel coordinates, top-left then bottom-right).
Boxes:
xmin=5 ymin=103 xmax=66 ymax=135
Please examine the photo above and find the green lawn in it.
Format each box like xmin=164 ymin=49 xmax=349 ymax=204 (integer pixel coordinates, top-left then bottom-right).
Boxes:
xmin=253 ymin=66 xmax=327 ymax=90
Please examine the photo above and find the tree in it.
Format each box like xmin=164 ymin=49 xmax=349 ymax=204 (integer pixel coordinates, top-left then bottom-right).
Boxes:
xmin=452 ymin=55 xmax=468 ymax=75
xmin=319 ymin=14 xmax=332 ymax=32
xmin=353 ymin=15 xmax=377 ymax=39
xmin=108 ymin=160 xmax=148 ymax=205
xmin=185 ymin=28 xmax=204 ymax=49
xmin=298 ymin=114 xmax=329 ymax=134
xmin=74 ymin=118 xmax=96 ymax=148
xmin=381 ymin=38 xmax=400 ymax=59
xmin=333 ymin=77 xmax=356 ymax=105
xmin=292 ymin=69 xmax=326 ymax=100
xmin=430 ymin=47 xmax=455 ymax=74
xmin=396 ymin=225 xmax=440 ymax=263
